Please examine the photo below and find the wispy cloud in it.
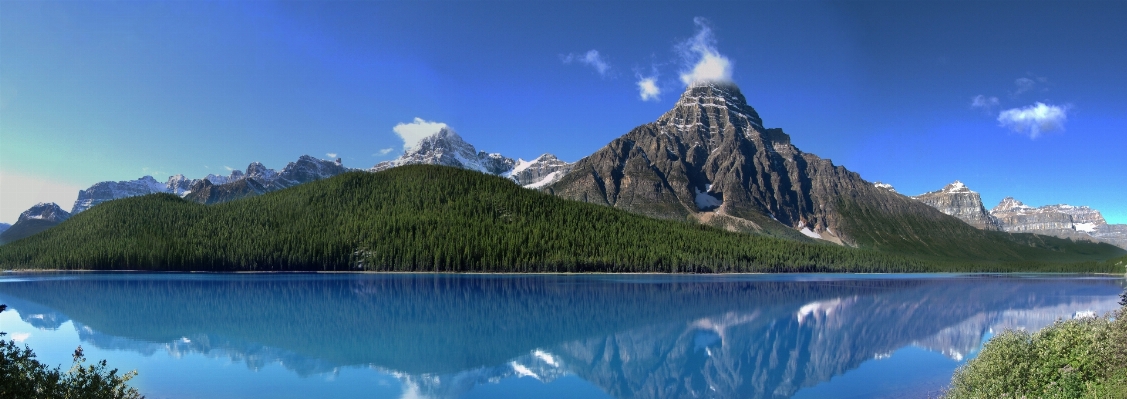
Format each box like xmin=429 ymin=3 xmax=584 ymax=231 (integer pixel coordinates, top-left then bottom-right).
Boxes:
xmin=562 ymin=50 xmax=611 ymax=76
xmin=637 ymin=76 xmax=661 ymax=101
xmin=1012 ymin=77 xmax=1036 ymax=96
xmin=376 ymin=148 xmax=395 ymax=156
xmin=971 ymin=95 xmax=999 ymax=112
xmin=997 ymin=102 xmax=1069 ymax=139
xmin=224 ymin=166 xmax=235 ymax=171
xmin=326 ymin=153 xmax=338 ymax=158
xmin=677 ymin=18 xmax=733 ymax=86
xmin=393 ymin=117 xmax=447 ymax=151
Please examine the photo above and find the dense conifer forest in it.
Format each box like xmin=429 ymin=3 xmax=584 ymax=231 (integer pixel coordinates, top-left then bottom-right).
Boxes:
xmin=0 ymin=166 xmax=1121 ymax=273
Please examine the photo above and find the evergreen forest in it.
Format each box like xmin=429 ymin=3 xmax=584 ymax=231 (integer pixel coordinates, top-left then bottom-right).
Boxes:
xmin=0 ymin=166 xmax=1122 ymax=273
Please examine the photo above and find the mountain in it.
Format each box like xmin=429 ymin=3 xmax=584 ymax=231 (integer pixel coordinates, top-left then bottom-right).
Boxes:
xmin=372 ymin=128 xmax=571 ymax=188
xmin=0 ymin=223 xmax=9 ymax=235
xmin=0 ymin=166 xmax=1121 ymax=272
xmin=0 ymin=202 xmax=72 ymax=244
xmin=543 ymin=82 xmax=1080 ymax=259
xmin=67 ymin=155 xmax=347 ymax=212
xmin=990 ymin=198 xmax=1127 ymax=249
xmin=372 ymin=128 xmax=517 ymax=175
xmin=184 ymin=156 xmax=348 ymax=204
xmin=183 ymin=178 xmax=269 ymax=205
xmin=910 ymin=181 xmax=1001 ymax=230
xmin=507 ymin=153 xmax=573 ymax=188
xmin=71 ymin=175 xmax=182 ymax=214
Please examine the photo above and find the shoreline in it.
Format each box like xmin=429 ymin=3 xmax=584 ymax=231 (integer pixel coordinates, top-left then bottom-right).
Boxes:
xmin=2 ymin=269 xmax=1124 ymax=277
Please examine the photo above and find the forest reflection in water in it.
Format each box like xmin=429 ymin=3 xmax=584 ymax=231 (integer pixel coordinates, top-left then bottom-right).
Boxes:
xmin=0 ymin=273 xmax=1122 ymax=399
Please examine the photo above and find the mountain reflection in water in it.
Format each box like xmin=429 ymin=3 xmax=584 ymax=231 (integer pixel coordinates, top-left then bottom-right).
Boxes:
xmin=0 ymin=273 xmax=1121 ymax=399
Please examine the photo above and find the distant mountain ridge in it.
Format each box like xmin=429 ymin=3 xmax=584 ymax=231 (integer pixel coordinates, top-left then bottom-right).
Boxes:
xmin=371 ymin=127 xmax=572 ymax=187
xmin=908 ymin=181 xmax=1127 ymax=250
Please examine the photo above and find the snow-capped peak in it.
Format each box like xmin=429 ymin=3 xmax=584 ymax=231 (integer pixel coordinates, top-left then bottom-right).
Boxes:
xmin=942 ymin=180 xmax=973 ymax=194
xmin=873 ymin=182 xmax=896 ymax=193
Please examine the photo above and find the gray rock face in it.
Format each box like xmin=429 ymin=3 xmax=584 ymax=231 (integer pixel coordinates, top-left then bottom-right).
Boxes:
xmin=71 ymin=176 xmax=172 ymax=214
xmin=992 ymin=198 xmax=1086 ymax=233
xmin=507 ymin=153 xmax=574 ymax=188
xmin=911 ymin=181 xmax=1001 ymax=230
xmin=545 ymin=82 xmax=951 ymax=244
xmin=265 ymin=156 xmax=348 ymax=190
xmin=372 ymin=128 xmax=572 ymax=188
xmin=204 ymin=170 xmax=245 ymax=185
xmin=1093 ymin=225 xmax=1127 ymax=250
xmin=990 ymin=197 xmax=1127 ymax=249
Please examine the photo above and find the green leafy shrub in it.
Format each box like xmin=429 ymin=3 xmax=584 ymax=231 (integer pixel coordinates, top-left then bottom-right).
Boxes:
xmin=946 ymin=297 xmax=1127 ymax=398
xmin=0 ymin=304 xmax=144 ymax=399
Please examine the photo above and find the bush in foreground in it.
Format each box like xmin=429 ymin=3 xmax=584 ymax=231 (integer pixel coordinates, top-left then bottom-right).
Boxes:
xmin=946 ymin=293 xmax=1127 ymax=398
xmin=0 ymin=304 xmax=144 ymax=399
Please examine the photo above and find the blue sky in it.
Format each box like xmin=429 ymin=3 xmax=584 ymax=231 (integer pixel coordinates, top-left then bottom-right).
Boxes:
xmin=2 ymin=1 xmax=1125 ymax=224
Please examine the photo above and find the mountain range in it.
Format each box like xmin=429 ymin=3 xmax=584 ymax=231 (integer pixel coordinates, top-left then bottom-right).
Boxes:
xmin=907 ymin=181 xmax=1127 ymax=250
xmin=1 ymin=82 xmax=1123 ymax=268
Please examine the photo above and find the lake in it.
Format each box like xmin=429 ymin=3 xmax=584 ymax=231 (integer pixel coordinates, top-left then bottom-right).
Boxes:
xmin=0 ymin=273 xmax=1122 ymax=399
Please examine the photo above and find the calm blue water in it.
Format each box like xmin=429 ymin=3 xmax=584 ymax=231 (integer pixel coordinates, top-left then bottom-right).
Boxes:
xmin=0 ymin=273 xmax=1121 ymax=399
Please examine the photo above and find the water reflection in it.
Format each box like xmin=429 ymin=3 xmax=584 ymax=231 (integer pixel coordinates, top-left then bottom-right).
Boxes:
xmin=0 ymin=273 xmax=1121 ymax=399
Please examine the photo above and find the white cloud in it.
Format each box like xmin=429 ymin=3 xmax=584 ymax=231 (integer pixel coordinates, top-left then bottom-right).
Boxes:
xmin=971 ymin=95 xmax=999 ymax=111
xmin=376 ymin=148 xmax=395 ymax=156
xmin=997 ymin=102 xmax=1069 ymax=139
xmin=224 ymin=166 xmax=235 ymax=171
xmin=10 ymin=332 xmax=29 ymax=342
xmin=562 ymin=50 xmax=610 ymax=76
xmin=677 ymin=18 xmax=733 ymax=86
xmin=637 ymin=76 xmax=661 ymax=101
xmin=393 ymin=117 xmax=447 ymax=151
xmin=326 ymin=153 xmax=338 ymax=158
xmin=1013 ymin=77 xmax=1036 ymax=96
xmin=0 ymin=171 xmax=82 ymax=224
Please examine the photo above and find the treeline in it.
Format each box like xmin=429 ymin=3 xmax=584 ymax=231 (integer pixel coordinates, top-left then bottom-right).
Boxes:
xmin=0 ymin=166 xmax=1119 ymax=273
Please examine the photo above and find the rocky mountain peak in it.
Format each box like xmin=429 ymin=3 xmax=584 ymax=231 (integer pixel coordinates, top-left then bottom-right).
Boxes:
xmin=372 ymin=127 xmax=517 ymax=175
xmin=656 ymin=83 xmax=765 ymax=148
xmin=165 ymin=174 xmax=194 ymax=196
xmin=992 ymin=197 xmax=1030 ymax=213
xmin=911 ymin=181 xmax=1000 ymax=231
xmin=943 ymin=180 xmax=973 ymax=194
xmin=18 ymin=203 xmax=71 ymax=224
xmin=508 ymin=153 xmax=573 ymax=188
xmin=245 ymin=162 xmax=276 ymax=181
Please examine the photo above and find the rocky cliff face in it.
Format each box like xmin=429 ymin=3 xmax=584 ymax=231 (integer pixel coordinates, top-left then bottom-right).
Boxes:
xmin=990 ymin=198 xmax=1127 ymax=249
xmin=0 ymin=203 xmax=72 ymax=244
xmin=992 ymin=197 xmax=1078 ymax=233
xmin=372 ymin=128 xmax=572 ymax=188
xmin=545 ymin=82 xmax=960 ymax=245
xmin=911 ymin=181 xmax=1001 ymax=230
xmin=71 ymin=176 xmax=176 ymax=214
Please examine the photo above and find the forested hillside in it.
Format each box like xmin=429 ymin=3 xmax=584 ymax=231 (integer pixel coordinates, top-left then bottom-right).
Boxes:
xmin=0 ymin=166 xmax=1121 ymax=273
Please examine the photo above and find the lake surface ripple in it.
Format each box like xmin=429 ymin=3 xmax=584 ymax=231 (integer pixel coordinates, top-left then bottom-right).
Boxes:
xmin=0 ymin=273 xmax=1122 ymax=399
